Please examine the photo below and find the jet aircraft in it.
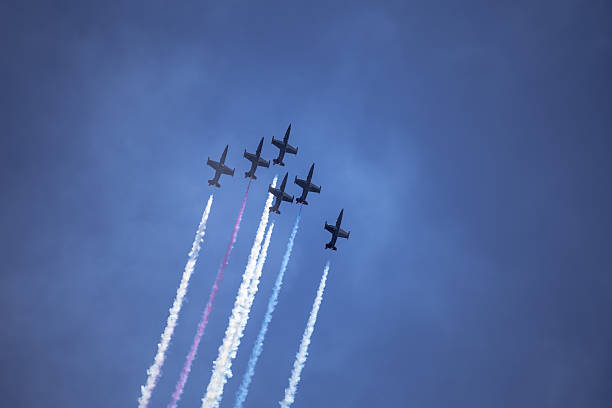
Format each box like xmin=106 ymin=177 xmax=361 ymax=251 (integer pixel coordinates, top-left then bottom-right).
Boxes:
xmin=271 ymin=124 xmax=298 ymax=166
xmin=324 ymin=209 xmax=350 ymax=250
xmin=206 ymin=145 xmax=235 ymax=187
xmin=244 ymin=137 xmax=270 ymax=179
xmin=294 ymin=163 xmax=321 ymax=205
xmin=268 ymin=172 xmax=294 ymax=214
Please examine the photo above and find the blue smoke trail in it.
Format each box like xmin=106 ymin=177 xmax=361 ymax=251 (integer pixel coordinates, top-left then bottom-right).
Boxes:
xmin=233 ymin=208 xmax=302 ymax=408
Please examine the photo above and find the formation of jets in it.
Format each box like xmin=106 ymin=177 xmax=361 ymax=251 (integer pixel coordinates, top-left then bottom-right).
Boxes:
xmin=206 ymin=124 xmax=350 ymax=250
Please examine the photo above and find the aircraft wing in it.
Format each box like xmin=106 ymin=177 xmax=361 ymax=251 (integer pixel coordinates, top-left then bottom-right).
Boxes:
xmin=207 ymin=159 xmax=220 ymax=169
xmin=220 ymin=164 xmax=234 ymax=175
xmin=272 ymin=138 xmax=284 ymax=149
xmin=308 ymin=183 xmax=321 ymax=193
xmin=285 ymin=144 xmax=297 ymax=155
xmin=269 ymin=187 xmax=281 ymax=197
xmin=281 ymin=192 xmax=293 ymax=203
xmin=338 ymin=228 xmax=349 ymax=239
xmin=258 ymin=157 xmax=270 ymax=167
xmin=325 ymin=223 xmax=337 ymax=234
xmin=244 ymin=151 xmax=256 ymax=162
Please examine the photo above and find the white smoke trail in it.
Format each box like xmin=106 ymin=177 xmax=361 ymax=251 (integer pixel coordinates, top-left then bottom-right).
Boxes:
xmin=230 ymin=221 xmax=275 ymax=365
xmin=243 ymin=222 xmax=274 ymax=334
xmin=234 ymin=211 xmax=301 ymax=408
xmin=201 ymin=177 xmax=276 ymax=408
xmin=138 ymin=195 xmax=214 ymax=408
xmin=279 ymin=261 xmax=330 ymax=408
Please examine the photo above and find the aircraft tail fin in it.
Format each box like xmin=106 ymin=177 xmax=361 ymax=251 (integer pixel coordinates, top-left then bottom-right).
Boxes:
xmin=208 ymin=179 xmax=220 ymax=188
xmin=273 ymin=158 xmax=285 ymax=166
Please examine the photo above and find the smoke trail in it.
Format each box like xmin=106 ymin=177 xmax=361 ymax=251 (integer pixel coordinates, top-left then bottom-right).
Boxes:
xmin=279 ymin=261 xmax=330 ymax=408
xmin=231 ymin=221 xmax=275 ymax=368
xmin=168 ymin=183 xmax=251 ymax=408
xmin=201 ymin=177 xmax=277 ymax=408
xmin=138 ymin=195 xmax=214 ymax=408
xmin=234 ymin=210 xmax=301 ymax=408
xmin=244 ymin=221 xmax=275 ymax=328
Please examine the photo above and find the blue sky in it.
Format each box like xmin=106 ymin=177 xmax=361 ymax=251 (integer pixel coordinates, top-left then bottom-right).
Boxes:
xmin=1 ymin=1 xmax=611 ymax=407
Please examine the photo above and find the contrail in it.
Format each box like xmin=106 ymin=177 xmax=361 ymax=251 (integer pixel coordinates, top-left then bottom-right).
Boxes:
xmin=168 ymin=183 xmax=251 ymax=408
xmin=201 ymin=177 xmax=277 ymax=408
xmin=279 ymin=261 xmax=330 ymax=408
xmin=234 ymin=209 xmax=301 ymax=408
xmin=138 ymin=195 xmax=214 ymax=408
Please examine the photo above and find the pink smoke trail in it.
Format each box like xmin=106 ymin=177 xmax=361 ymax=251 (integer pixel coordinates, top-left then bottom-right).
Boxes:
xmin=169 ymin=182 xmax=251 ymax=408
